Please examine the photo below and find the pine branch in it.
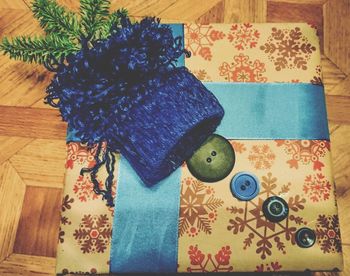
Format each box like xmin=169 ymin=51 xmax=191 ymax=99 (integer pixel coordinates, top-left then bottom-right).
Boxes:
xmin=31 ymin=0 xmax=80 ymax=39
xmin=0 ymin=35 xmax=80 ymax=64
xmin=80 ymin=0 xmax=111 ymax=40
xmin=100 ymin=9 xmax=128 ymax=39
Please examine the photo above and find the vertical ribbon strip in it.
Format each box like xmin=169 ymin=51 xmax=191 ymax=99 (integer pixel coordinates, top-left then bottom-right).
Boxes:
xmin=109 ymin=24 xmax=184 ymax=273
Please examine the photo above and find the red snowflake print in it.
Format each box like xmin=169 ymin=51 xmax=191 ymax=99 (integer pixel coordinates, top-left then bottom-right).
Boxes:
xmin=58 ymin=226 xmax=65 ymax=244
xmin=73 ymin=214 xmax=112 ymax=254
xmin=179 ymin=177 xmax=224 ymax=237
xmin=311 ymin=65 xmax=323 ymax=85
xmin=191 ymin=69 xmax=212 ymax=81
xmin=316 ymin=214 xmax=342 ymax=254
xmin=230 ymin=141 xmax=246 ymax=154
xmin=276 ymin=140 xmax=330 ymax=171
xmin=62 ymin=268 xmax=97 ymax=275
xmin=61 ymin=194 xmax=74 ymax=212
xmin=219 ymin=54 xmax=267 ymax=82
xmin=260 ymin=27 xmax=316 ymax=71
xmin=187 ymin=245 xmax=233 ymax=272
xmin=227 ymin=172 xmax=307 ymax=259
xmin=255 ymin=261 xmax=282 ymax=272
xmin=248 ymin=144 xmax=275 ymax=170
xmin=227 ymin=23 xmax=260 ymax=50
xmin=185 ymin=24 xmax=225 ymax=61
xmin=73 ymin=174 xmax=117 ymax=202
xmin=303 ymin=173 xmax=331 ymax=202
xmin=59 ymin=195 xmax=73 ymax=243
xmin=60 ymin=215 xmax=71 ymax=227
xmin=66 ymin=142 xmax=100 ymax=169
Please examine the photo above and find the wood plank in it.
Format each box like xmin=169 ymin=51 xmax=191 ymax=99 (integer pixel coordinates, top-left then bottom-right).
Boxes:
xmin=223 ymin=0 xmax=267 ymax=23
xmin=326 ymin=95 xmax=350 ymax=124
xmin=9 ymin=139 xmax=66 ymax=188
xmin=0 ymin=57 xmax=52 ymax=107
xmin=330 ymin=125 xmax=350 ymax=245
xmin=110 ymin=0 xmax=177 ymax=17
xmin=0 ymin=0 xmax=29 ymax=10
xmin=0 ymin=106 xmax=66 ymax=140
xmin=157 ymin=0 xmax=222 ymax=21
xmin=0 ymin=162 xmax=26 ymax=262
xmin=0 ymin=136 xmax=33 ymax=165
xmin=322 ymin=56 xmax=348 ymax=94
xmin=267 ymin=0 xmax=324 ymax=52
xmin=268 ymin=0 xmax=328 ymax=4
xmin=0 ymin=254 xmax=55 ymax=276
xmin=0 ymin=9 xmax=53 ymax=107
xmin=13 ymin=187 xmax=62 ymax=257
xmin=0 ymin=9 xmax=43 ymax=37
xmin=324 ymin=0 xmax=350 ymax=75
xmin=327 ymin=76 xmax=350 ymax=97
xmin=196 ymin=0 xmax=224 ymax=24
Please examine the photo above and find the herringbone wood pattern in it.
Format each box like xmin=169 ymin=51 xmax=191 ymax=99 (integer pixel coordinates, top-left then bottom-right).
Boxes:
xmin=0 ymin=0 xmax=349 ymax=275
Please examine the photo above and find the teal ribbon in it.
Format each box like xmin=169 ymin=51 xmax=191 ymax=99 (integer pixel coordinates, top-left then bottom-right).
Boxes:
xmin=205 ymin=82 xmax=329 ymax=140
xmin=110 ymin=24 xmax=184 ymax=273
xmin=110 ymin=157 xmax=181 ymax=272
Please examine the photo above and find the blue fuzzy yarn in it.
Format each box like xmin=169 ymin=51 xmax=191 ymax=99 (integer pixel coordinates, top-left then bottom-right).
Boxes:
xmin=45 ymin=16 xmax=224 ymax=206
xmin=46 ymin=16 xmax=186 ymax=149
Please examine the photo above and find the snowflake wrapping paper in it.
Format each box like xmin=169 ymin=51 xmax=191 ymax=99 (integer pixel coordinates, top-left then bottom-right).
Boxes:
xmin=56 ymin=23 xmax=343 ymax=274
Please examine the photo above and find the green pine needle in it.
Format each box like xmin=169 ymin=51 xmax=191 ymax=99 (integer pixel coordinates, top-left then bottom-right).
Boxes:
xmin=0 ymin=0 xmax=130 ymax=64
xmin=0 ymin=35 xmax=80 ymax=64
xmin=80 ymin=0 xmax=110 ymax=40
xmin=32 ymin=0 xmax=80 ymax=39
xmin=100 ymin=8 xmax=128 ymax=39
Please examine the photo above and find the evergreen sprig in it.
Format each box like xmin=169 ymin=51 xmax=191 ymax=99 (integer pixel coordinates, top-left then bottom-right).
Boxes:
xmin=32 ymin=0 xmax=80 ymax=39
xmin=0 ymin=0 xmax=128 ymax=65
xmin=0 ymin=35 xmax=80 ymax=64
xmin=80 ymin=0 xmax=110 ymax=40
xmin=100 ymin=8 xmax=128 ymax=39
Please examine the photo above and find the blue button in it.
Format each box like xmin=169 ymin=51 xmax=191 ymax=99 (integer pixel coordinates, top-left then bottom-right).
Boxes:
xmin=230 ymin=172 xmax=260 ymax=201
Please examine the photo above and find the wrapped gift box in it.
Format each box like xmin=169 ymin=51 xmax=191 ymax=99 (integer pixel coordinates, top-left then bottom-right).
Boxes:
xmin=56 ymin=23 xmax=343 ymax=274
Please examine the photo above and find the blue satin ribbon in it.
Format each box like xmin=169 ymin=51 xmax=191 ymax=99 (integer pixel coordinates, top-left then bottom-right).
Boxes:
xmin=67 ymin=83 xmax=329 ymax=141
xmin=110 ymin=157 xmax=181 ymax=273
xmin=170 ymin=24 xmax=185 ymax=66
xmin=110 ymin=24 xmax=184 ymax=273
xmin=205 ymin=82 xmax=329 ymax=140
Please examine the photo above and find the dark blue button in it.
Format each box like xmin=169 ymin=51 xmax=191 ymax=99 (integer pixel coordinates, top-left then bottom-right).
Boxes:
xmin=262 ymin=196 xmax=289 ymax=222
xmin=295 ymin=227 xmax=316 ymax=248
xmin=230 ymin=172 xmax=260 ymax=201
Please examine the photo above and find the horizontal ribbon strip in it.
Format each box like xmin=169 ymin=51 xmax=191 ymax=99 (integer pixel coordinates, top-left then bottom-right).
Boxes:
xmin=205 ymin=82 xmax=329 ymax=140
xmin=67 ymin=83 xmax=329 ymax=141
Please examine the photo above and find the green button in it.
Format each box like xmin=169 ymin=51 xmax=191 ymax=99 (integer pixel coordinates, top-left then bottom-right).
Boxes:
xmin=187 ymin=134 xmax=235 ymax=182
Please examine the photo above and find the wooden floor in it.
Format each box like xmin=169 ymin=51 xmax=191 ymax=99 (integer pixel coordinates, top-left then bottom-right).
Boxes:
xmin=0 ymin=0 xmax=349 ymax=275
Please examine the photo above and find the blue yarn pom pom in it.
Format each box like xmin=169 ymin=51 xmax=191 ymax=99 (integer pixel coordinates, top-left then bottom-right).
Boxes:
xmin=45 ymin=16 xmax=224 ymax=206
xmin=46 ymin=16 xmax=187 ymax=149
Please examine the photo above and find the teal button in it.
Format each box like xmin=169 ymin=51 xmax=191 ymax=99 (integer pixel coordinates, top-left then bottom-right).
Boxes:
xmin=262 ymin=196 xmax=289 ymax=222
xmin=295 ymin=228 xmax=316 ymax=248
